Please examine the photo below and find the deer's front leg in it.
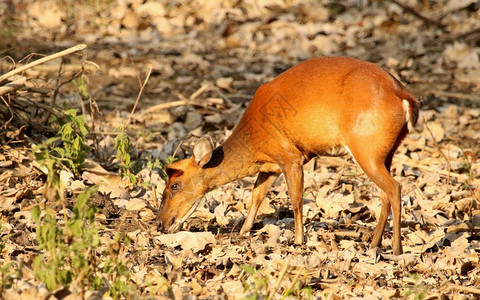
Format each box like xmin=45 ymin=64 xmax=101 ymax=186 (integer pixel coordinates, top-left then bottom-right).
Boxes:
xmin=240 ymin=171 xmax=279 ymax=235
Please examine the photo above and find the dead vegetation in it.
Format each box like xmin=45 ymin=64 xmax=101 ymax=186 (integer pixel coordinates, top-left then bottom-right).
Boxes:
xmin=1 ymin=0 xmax=480 ymax=299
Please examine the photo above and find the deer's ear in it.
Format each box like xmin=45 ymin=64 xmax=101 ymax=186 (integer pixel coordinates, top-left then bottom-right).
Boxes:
xmin=166 ymin=164 xmax=184 ymax=178
xmin=192 ymin=136 xmax=213 ymax=168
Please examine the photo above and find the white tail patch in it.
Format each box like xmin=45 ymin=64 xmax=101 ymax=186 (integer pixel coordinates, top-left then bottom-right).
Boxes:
xmin=403 ymin=99 xmax=413 ymax=132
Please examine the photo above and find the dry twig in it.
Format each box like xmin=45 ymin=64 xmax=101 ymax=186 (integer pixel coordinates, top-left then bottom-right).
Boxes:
xmin=1 ymin=94 xmax=14 ymax=130
xmin=141 ymin=98 xmax=224 ymax=116
xmin=0 ymin=44 xmax=87 ymax=83
xmin=434 ymin=91 xmax=480 ymax=102
xmin=0 ymin=62 xmax=99 ymax=73
xmin=0 ymin=76 xmax=26 ymax=96
xmin=389 ymin=0 xmax=445 ymax=28
xmin=127 ymin=66 xmax=152 ymax=125
xmin=447 ymin=284 xmax=480 ymax=295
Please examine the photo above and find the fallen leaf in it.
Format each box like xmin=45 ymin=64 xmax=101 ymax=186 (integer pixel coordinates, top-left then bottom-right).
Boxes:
xmin=216 ymin=77 xmax=234 ymax=91
xmin=426 ymin=122 xmax=445 ymax=142
xmin=125 ymin=198 xmax=147 ymax=211
xmin=82 ymin=172 xmax=130 ymax=199
xmin=155 ymin=231 xmax=215 ymax=253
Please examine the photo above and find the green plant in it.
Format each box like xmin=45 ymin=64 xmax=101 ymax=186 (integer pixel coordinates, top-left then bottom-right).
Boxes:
xmin=137 ymin=130 xmax=155 ymax=143
xmin=146 ymin=156 xmax=163 ymax=171
xmin=31 ymin=185 xmax=136 ymax=298
xmin=73 ymin=77 xmax=89 ymax=100
xmin=0 ymin=260 xmax=21 ymax=295
xmin=31 ymin=187 xmax=101 ymax=292
xmin=34 ymin=108 xmax=89 ymax=176
xmin=54 ymin=108 xmax=89 ymax=174
xmin=136 ymin=156 xmax=163 ymax=188
xmin=402 ymin=273 xmax=427 ymax=300
xmin=240 ymin=265 xmax=312 ymax=300
xmin=34 ymin=108 xmax=89 ymax=201
xmin=0 ymin=223 xmax=22 ymax=294
xmin=147 ymin=155 xmax=177 ymax=179
xmin=114 ymin=132 xmax=136 ymax=184
xmin=241 ymin=265 xmax=270 ymax=299
xmin=114 ymin=129 xmax=179 ymax=186
xmin=102 ymin=233 xmax=136 ymax=298
xmin=283 ymin=278 xmax=313 ymax=300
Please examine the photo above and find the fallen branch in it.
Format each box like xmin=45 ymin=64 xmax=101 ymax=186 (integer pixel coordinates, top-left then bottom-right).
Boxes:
xmin=389 ymin=0 xmax=445 ymax=28
xmin=0 ymin=62 xmax=99 ymax=73
xmin=24 ymin=87 xmax=51 ymax=95
xmin=0 ymin=76 xmax=26 ymax=96
xmin=0 ymin=44 xmax=87 ymax=84
xmin=189 ymin=83 xmax=210 ymax=101
xmin=1 ymin=95 xmax=14 ymax=129
xmin=434 ymin=90 xmax=480 ymax=102
xmin=208 ymin=81 xmax=234 ymax=107
xmin=447 ymin=284 xmax=480 ymax=295
xmin=141 ymin=100 xmax=190 ymax=114
xmin=0 ymin=47 xmax=14 ymax=57
xmin=13 ymin=97 xmax=65 ymax=121
xmin=141 ymin=98 xmax=224 ymax=115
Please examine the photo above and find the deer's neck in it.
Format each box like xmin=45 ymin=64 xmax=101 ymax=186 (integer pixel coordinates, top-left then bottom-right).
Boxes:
xmin=203 ymin=133 xmax=260 ymax=190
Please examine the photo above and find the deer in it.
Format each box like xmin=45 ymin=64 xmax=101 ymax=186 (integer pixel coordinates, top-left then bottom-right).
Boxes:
xmin=157 ymin=56 xmax=419 ymax=255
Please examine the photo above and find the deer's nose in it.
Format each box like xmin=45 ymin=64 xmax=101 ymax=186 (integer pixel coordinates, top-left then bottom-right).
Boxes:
xmin=156 ymin=214 xmax=164 ymax=232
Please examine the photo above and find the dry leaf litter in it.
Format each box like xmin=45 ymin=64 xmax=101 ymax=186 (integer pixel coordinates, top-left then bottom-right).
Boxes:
xmin=1 ymin=0 xmax=480 ymax=299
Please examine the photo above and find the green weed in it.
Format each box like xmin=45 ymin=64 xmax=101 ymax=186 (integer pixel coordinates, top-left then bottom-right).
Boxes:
xmin=114 ymin=129 xmax=178 ymax=186
xmin=102 ymin=233 xmax=136 ymax=298
xmin=0 ymin=261 xmax=21 ymax=295
xmin=33 ymin=108 xmax=89 ymax=202
xmin=34 ymin=109 xmax=89 ymax=176
xmin=241 ymin=265 xmax=270 ymax=299
xmin=0 ymin=223 xmax=22 ymax=294
xmin=240 ymin=265 xmax=313 ymax=300
xmin=31 ymin=187 xmax=100 ymax=291
xmin=114 ymin=132 xmax=136 ymax=184
xmin=73 ymin=77 xmax=89 ymax=100
xmin=401 ymin=273 xmax=427 ymax=300
xmin=31 ymin=187 xmax=135 ymax=298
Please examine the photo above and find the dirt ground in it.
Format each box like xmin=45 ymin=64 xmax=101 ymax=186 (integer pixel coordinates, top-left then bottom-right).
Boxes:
xmin=1 ymin=0 xmax=480 ymax=299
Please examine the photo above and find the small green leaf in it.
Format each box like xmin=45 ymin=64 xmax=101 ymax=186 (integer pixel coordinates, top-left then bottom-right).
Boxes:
xmin=128 ymin=173 xmax=137 ymax=184
xmin=240 ymin=265 xmax=256 ymax=275
xmin=31 ymin=206 xmax=41 ymax=223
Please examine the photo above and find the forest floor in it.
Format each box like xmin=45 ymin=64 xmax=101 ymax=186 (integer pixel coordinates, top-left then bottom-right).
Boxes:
xmin=1 ymin=0 xmax=480 ymax=299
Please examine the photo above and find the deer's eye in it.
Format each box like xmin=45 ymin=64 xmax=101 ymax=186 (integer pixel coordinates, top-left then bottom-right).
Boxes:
xmin=171 ymin=183 xmax=180 ymax=191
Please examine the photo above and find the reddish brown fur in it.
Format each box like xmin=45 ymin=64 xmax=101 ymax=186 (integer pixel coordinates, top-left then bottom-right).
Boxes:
xmin=157 ymin=56 xmax=419 ymax=255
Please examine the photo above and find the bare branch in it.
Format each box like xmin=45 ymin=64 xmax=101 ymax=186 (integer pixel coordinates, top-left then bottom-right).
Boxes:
xmin=0 ymin=44 xmax=87 ymax=84
xmin=0 ymin=76 xmax=26 ymax=96
xmin=389 ymin=0 xmax=445 ymax=29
